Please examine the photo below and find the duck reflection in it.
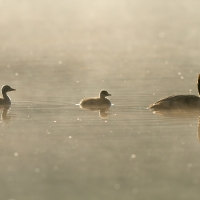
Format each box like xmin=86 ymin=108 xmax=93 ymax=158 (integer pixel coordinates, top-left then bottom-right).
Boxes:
xmin=198 ymin=117 xmax=200 ymax=142
xmin=150 ymin=108 xmax=200 ymax=117
xmin=149 ymin=107 xmax=200 ymax=142
xmin=0 ymin=105 xmax=12 ymax=124
xmin=99 ymin=109 xmax=110 ymax=118
xmin=80 ymin=105 xmax=110 ymax=119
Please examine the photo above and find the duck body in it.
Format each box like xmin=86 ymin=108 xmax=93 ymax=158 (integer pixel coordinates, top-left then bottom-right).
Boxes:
xmin=80 ymin=97 xmax=111 ymax=108
xmin=0 ymin=85 xmax=16 ymax=106
xmin=149 ymin=74 xmax=200 ymax=110
xmin=149 ymin=94 xmax=200 ymax=110
xmin=80 ymin=90 xmax=111 ymax=109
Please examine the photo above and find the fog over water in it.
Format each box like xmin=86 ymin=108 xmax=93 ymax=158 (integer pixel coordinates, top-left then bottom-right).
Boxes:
xmin=1 ymin=1 xmax=200 ymax=200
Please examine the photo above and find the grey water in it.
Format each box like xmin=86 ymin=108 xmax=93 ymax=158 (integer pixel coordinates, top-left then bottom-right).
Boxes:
xmin=1 ymin=0 xmax=200 ymax=200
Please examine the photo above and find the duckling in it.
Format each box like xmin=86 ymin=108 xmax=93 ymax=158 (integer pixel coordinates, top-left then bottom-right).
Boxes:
xmin=0 ymin=85 xmax=16 ymax=105
xmin=80 ymin=90 xmax=111 ymax=109
xmin=149 ymin=74 xmax=200 ymax=110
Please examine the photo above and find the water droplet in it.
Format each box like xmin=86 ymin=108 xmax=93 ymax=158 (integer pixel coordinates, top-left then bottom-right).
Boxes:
xmin=46 ymin=130 xmax=51 ymax=134
xmin=14 ymin=152 xmax=18 ymax=157
xmin=131 ymin=154 xmax=136 ymax=158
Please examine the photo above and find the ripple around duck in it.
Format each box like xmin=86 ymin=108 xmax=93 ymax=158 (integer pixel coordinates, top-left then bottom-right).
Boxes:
xmin=7 ymin=95 xmax=200 ymax=131
xmin=13 ymin=100 xmax=71 ymax=109
xmin=7 ymin=101 xmax=76 ymax=124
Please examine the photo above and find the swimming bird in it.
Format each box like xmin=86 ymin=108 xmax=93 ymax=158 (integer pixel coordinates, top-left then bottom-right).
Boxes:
xmin=149 ymin=74 xmax=200 ymax=110
xmin=80 ymin=90 xmax=111 ymax=109
xmin=0 ymin=85 xmax=16 ymax=105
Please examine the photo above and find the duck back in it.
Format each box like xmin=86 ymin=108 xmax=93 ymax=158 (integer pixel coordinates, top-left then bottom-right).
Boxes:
xmin=149 ymin=95 xmax=200 ymax=110
xmin=80 ymin=97 xmax=111 ymax=109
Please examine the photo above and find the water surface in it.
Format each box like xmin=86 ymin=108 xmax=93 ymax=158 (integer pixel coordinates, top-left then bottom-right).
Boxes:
xmin=1 ymin=0 xmax=200 ymax=200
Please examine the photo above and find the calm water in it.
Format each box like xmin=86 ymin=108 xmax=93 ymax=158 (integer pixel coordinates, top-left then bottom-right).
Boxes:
xmin=1 ymin=0 xmax=200 ymax=200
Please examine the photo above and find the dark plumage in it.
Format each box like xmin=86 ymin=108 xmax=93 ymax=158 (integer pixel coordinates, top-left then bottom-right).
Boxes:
xmin=80 ymin=90 xmax=111 ymax=109
xmin=0 ymin=85 xmax=16 ymax=105
xmin=149 ymin=74 xmax=200 ymax=110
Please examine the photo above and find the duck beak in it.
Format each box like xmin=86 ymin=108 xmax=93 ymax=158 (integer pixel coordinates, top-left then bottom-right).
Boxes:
xmin=10 ymin=88 xmax=16 ymax=91
xmin=107 ymin=93 xmax=111 ymax=96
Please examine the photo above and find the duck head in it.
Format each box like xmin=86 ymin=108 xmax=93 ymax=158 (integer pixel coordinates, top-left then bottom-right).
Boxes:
xmin=2 ymin=85 xmax=16 ymax=93
xmin=100 ymin=90 xmax=111 ymax=98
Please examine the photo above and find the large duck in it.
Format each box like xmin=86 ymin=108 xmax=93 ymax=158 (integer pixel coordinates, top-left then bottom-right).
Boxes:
xmin=149 ymin=74 xmax=200 ymax=110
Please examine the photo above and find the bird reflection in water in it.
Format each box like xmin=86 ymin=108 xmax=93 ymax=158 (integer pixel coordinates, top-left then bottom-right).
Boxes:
xmin=79 ymin=105 xmax=110 ymax=119
xmin=0 ymin=105 xmax=12 ymax=125
xmin=149 ymin=107 xmax=200 ymax=142
xmin=198 ymin=117 xmax=200 ymax=142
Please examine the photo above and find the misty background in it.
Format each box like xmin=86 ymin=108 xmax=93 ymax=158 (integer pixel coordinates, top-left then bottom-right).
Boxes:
xmin=0 ymin=1 xmax=200 ymax=200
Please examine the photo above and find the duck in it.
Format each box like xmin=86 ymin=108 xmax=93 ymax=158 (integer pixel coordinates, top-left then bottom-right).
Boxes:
xmin=80 ymin=90 xmax=111 ymax=109
xmin=0 ymin=85 xmax=16 ymax=105
xmin=149 ymin=74 xmax=200 ymax=110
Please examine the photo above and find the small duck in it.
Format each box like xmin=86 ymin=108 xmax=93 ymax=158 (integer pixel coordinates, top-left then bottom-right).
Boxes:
xmin=149 ymin=74 xmax=200 ymax=110
xmin=0 ymin=85 xmax=16 ymax=105
xmin=80 ymin=90 xmax=111 ymax=109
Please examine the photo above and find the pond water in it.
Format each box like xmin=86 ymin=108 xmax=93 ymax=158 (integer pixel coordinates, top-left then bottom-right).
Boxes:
xmin=1 ymin=0 xmax=200 ymax=200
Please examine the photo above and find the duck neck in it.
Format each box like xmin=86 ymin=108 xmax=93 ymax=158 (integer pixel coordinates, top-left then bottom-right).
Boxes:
xmin=198 ymin=74 xmax=200 ymax=96
xmin=2 ymin=89 xmax=10 ymax=102
xmin=100 ymin=94 xmax=105 ymax=99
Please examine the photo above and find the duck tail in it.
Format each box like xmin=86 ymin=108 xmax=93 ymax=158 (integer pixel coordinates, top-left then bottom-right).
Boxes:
xmin=198 ymin=74 xmax=200 ymax=96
